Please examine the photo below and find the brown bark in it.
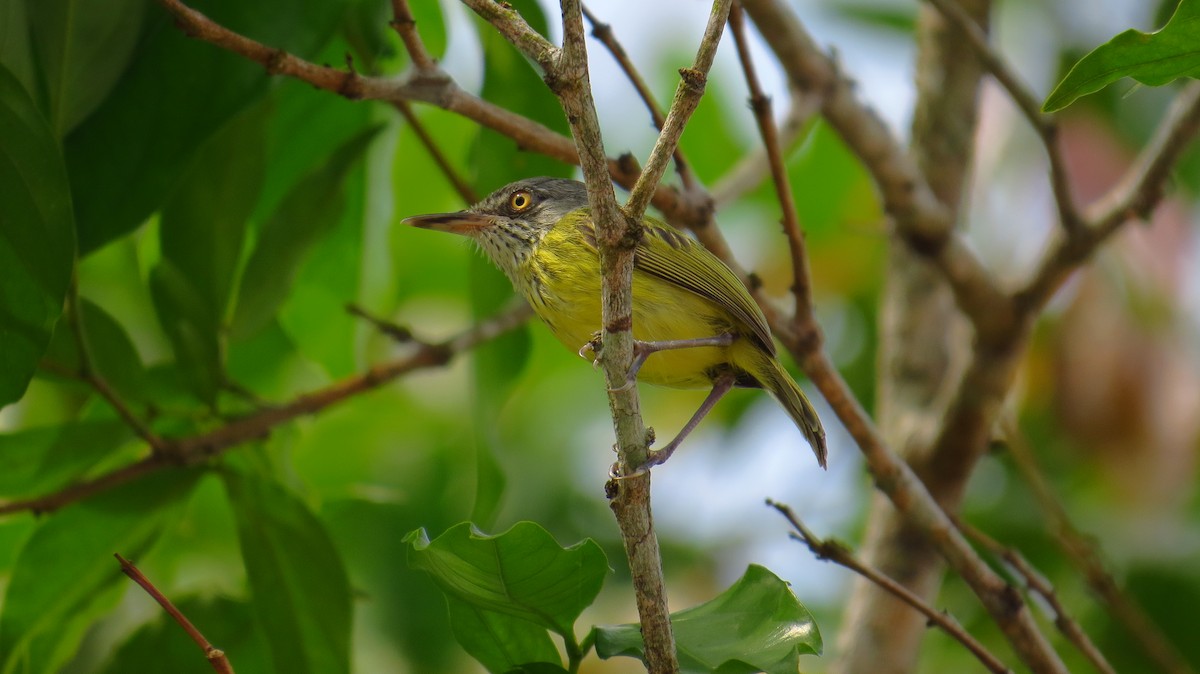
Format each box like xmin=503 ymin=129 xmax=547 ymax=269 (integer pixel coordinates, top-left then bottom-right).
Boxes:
xmin=833 ymin=2 xmax=989 ymax=672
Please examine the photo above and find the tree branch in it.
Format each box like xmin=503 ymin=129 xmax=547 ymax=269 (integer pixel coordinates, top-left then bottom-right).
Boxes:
xmin=768 ymin=501 xmax=1012 ymax=674
xmin=116 ymin=553 xmax=235 ymax=674
xmin=1017 ymin=81 xmax=1200 ymax=316
xmin=727 ymin=1 xmax=815 ymax=329
xmin=921 ymin=0 xmax=1082 ymax=234
xmin=582 ymin=4 xmax=696 ymax=189
xmin=958 ymin=520 xmax=1116 ymax=674
xmin=0 ymin=305 xmax=533 ymax=517
xmin=624 ymin=0 xmax=731 ymax=221
xmin=738 ymin=0 xmax=1015 ymax=343
xmin=1002 ymin=417 xmax=1196 ymax=674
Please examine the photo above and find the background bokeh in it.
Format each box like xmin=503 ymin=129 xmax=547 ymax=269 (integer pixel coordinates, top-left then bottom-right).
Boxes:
xmin=0 ymin=0 xmax=1197 ymax=672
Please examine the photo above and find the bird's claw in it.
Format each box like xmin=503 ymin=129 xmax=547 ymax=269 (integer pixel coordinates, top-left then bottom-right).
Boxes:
xmin=577 ymin=333 xmax=604 ymax=371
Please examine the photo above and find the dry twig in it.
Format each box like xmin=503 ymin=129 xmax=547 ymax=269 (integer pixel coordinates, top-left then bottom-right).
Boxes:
xmin=116 ymin=554 xmax=235 ymax=674
xmin=769 ymin=500 xmax=1012 ymax=674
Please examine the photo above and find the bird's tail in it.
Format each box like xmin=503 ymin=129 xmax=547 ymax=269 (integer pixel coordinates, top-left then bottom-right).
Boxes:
xmin=758 ymin=354 xmax=827 ymax=468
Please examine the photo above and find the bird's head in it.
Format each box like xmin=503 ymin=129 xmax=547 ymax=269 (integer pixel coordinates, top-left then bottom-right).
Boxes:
xmin=403 ymin=177 xmax=590 ymax=272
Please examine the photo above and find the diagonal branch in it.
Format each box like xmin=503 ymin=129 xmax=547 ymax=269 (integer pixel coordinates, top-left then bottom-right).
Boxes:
xmin=0 ymin=305 xmax=533 ymax=517
xmin=624 ymin=0 xmax=732 ymax=221
xmin=769 ymin=501 xmax=1012 ymax=674
xmin=117 ymin=554 xmax=235 ymax=674
xmin=921 ymin=0 xmax=1081 ymax=235
xmin=958 ymin=520 xmax=1116 ymax=674
xmin=1002 ymin=418 xmax=1196 ymax=674
xmin=582 ymin=4 xmax=696 ymax=189
xmin=1017 ymin=81 xmax=1200 ymax=316
xmin=727 ymin=1 xmax=815 ymax=328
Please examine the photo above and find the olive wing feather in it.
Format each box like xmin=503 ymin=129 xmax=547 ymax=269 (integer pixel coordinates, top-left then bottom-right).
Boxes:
xmin=572 ymin=215 xmax=776 ymax=356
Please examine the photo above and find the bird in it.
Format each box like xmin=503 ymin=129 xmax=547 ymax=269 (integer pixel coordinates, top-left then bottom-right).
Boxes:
xmin=403 ymin=177 xmax=826 ymax=472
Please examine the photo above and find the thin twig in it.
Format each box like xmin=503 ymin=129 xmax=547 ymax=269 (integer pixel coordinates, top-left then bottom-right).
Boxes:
xmin=581 ymin=4 xmax=696 ymax=189
xmin=768 ymin=500 xmax=1012 ymax=674
xmin=1016 ymin=82 xmax=1200 ymax=317
xmin=727 ymin=1 xmax=816 ymax=328
xmin=959 ymin=520 xmax=1116 ymax=674
xmin=395 ymin=100 xmax=479 ymax=204
xmin=710 ymin=84 xmax=817 ymax=207
xmin=1001 ymin=417 xmax=1196 ymax=674
xmin=921 ymin=0 xmax=1082 ymax=235
xmin=345 ymin=303 xmax=415 ymax=343
xmin=66 ymin=277 xmax=169 ymax=454
xmin=0 ymin=305 xmax=533 ymax=516
xmin=625 ymin=0 xmax=733 ymax=221
xmin=116 ymin=554 xmax=235 ymax=674
xmin=793 ymin=348 xmax=1068 ymax=674
xmin=389 ymin=0 xmax=436 ymax=71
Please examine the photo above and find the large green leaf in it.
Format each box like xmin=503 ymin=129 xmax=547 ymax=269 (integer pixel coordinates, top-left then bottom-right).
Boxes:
xmin=222 ymin=471 xmax=353 ymax=674
xmin=231 ymin=124 xmax=382 ymax=342
xmin=445 ymin=595 xmax=563 ymax=674
xmin=0 ymin=420 xmax=131 ymax=499
xmin=1044 ymin=0 xmax=1200 ymax=111
xmin=28 ymin=0 xmax=146 ymax=136
xmin=595 ymin=564 xmax=822 ymax=674
xmin=150 ymin=102 xmax=268 ymax=404
xmin=465 ymin=0 xmax=569 ymax=526
xmin=0 ymin=469 xmax=199 ymax=674
xmin=405 ymin=521 xmax=607 ymax=639
xmin=0 ymin=0 xmax=38 ymax=98
xmin=0 ymin=63 xmax=75 ymax=408
xmin=66 ymin=0 xmax=346 ymax=254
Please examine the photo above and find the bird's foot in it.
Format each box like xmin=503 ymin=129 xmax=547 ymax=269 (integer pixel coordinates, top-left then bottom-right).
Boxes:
xmin=577 ymin=332 xmax=603 ymax=371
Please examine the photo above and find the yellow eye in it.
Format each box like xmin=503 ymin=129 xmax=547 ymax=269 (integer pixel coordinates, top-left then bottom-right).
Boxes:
xmin=509 ymin=190 xmax=533 ymax=212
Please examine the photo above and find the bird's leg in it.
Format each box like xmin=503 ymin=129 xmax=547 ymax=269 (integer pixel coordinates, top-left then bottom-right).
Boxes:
xmin=608 ymin=333 xmax=736 ymax=392
xmin=614 ymin=372 xmax=737 ymax=478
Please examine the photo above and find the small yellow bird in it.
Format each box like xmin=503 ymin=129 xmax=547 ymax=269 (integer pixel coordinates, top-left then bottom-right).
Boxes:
xmin=404 ymin=177 xmax=826 ymax=470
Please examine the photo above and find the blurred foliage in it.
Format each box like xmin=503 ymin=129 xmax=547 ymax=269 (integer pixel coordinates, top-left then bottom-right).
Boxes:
xmin=0 ymin=0 xmax=1197 ymax=673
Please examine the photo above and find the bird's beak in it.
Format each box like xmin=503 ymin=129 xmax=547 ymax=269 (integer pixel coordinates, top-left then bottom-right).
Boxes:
xmin=402 ymin=211 xmax=496 ymax=235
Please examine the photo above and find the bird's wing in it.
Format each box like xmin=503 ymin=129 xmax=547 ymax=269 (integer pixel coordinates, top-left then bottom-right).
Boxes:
xmin=572 ymin=213 xmax=776 ymax=356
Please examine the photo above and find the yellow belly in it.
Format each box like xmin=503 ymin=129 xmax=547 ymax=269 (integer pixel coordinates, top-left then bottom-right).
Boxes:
xmin=522 ymin=253 xmax=746 ymax=389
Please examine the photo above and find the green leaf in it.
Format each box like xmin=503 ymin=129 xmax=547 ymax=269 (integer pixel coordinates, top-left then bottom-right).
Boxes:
xmin=464 ymin=0 xmax=568 ymax=525
xmin=100 ymin=596 xmax=271 ymax=674
xmin=0 ymin=0 xmax=38 ymax=98
xmin=1044 ymin=0 xmax=1200 ymax=111
xmin=66 ymin=0 xmax=345 ymax=254
xmin=231 ymin=124 xmax=382 ymax=341
xmin=0 ymin=63 xmax=75 ymax=408
xmin=445 ymin=595 xmax=562 ymax=674
xmin=595 ymin=564 xmax=822 ymax=674
xmin=150 ymin=102 xmax=269 ymax=404
xmin=148 ymin=259 xmax=222 ymax=406
xmin=405 ymin=521 xmax=608 ymax=639
xmin=0 ymin=420 xmax=131 ymax=499
xmin=222 ymin=470 xmax=353 ymax=674
xmin=44 ymin=298 xmax=151 ymax=404
xmin=0 ymin=469 xmax=199 ymax=674
xmin=28 ymin=0 xmax=146 ymax=137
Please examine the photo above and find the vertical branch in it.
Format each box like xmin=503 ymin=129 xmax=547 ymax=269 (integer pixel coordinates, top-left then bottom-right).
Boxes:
xmin=556 ymin=1 xmax=673 ymax=669
xmin=833 ymin=0 xmax=989 ymax=671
